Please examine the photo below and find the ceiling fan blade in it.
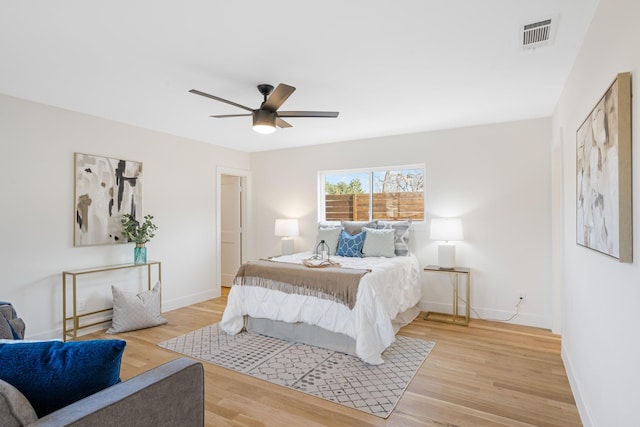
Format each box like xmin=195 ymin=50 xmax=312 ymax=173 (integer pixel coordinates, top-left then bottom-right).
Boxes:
xmin=277 ymin=111 xmax=339 ymax=118
xmin=276 ymin=117 xmax=292 ymax=128
xmin=210 ymin=114 xmax=252 ymax=118
xmin=262 ymin=84 xmax=296 ymax=111
xmin=189 ymin=89 xmax=254 ymax=112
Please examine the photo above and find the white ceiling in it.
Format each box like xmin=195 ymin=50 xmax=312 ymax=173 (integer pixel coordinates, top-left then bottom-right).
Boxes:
xmin=0 ymin=1 xmax=598 ymax=153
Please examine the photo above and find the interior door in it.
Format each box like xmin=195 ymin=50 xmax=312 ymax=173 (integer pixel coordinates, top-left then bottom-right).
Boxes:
xmin=221 ymin=174 xmax=242 ymax=287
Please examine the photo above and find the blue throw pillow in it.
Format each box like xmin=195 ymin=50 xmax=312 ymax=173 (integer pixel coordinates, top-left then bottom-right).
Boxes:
xmin=0 ymin=339 xmax=126 ymax=417
xmin=336 ymin=230 xmax=365 ymax=257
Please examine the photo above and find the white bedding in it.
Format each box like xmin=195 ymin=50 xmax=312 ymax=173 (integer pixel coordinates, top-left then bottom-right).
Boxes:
xmin=220 ymin=252 xmax=422 ymax=364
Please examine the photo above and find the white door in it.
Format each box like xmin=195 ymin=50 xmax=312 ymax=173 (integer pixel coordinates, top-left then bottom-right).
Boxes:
xmin=221 ymin=175 xmax=242 ymax=287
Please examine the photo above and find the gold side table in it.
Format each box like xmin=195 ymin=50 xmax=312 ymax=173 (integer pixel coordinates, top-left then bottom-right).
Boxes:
xmin=424 ymin=265 xmax=470 ymax=326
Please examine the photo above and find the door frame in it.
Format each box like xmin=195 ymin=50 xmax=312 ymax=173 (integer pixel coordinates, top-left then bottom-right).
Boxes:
xmin=217 ymin=166 xmax=251 ymax=288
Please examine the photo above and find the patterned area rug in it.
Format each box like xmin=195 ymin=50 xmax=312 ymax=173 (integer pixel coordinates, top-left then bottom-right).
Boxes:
xmin=158 ymin=323 xmax=435 ymax=418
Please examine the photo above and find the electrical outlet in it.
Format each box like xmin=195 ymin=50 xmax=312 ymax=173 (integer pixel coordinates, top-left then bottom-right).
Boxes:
xmin=518 ymin=291 xmax=526 ymax=302
xmin=77 ymin=298 xmax=86 ymax=312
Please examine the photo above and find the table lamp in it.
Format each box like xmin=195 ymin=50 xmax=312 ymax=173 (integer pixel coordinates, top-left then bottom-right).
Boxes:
xmin=274 ymin=218 xmax=299 ymax=255
xmin=430 ymin=218 xmax=464 ymax=269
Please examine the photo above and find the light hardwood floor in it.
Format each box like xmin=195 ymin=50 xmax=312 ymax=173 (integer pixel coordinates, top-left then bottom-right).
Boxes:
xmin=84 ymin=290 xmax=582 ymax=426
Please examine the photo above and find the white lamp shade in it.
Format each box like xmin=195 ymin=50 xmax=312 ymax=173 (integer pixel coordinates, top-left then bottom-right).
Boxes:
xmin=430 ymin=218 xmax=464 ymax=241
xmin=274 ymin=219 xmax=299 ymax=237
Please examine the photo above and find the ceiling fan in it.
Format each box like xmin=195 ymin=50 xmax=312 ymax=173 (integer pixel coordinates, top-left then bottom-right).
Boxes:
xmin=189 ymin=83 xmax=339 ymax=134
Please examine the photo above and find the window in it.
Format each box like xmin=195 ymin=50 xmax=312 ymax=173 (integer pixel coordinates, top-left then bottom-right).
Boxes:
xmin=319 ymin=166 xmax=424 ymax=222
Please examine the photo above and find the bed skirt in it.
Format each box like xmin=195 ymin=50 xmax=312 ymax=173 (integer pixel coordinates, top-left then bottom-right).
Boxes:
xmin=245 ymin=304 xmax=421 ymax=357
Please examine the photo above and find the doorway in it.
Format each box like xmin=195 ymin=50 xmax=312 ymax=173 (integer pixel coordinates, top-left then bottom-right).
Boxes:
xmin=219 ymin=171 xmax=247 ymax=287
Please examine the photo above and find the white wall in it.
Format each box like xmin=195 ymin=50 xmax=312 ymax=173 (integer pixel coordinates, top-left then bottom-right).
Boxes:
xmin=0 ymin=94 xmax=250 ymax=339
xmin=250 ymin=118 xmax=553 ymax=328
xmin=552 ymin=0 xmax=640 ymax=425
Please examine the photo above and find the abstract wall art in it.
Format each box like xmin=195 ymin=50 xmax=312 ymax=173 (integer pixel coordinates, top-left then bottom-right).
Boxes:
xmin=74 ymin=153 xmax=143 ymax=246
xmin=576 ymin=72 xmax=632 ymax=262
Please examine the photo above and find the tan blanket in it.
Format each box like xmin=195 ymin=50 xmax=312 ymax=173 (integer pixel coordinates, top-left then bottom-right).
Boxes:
xmin=233 ymin=259 xmax=370 ymax=309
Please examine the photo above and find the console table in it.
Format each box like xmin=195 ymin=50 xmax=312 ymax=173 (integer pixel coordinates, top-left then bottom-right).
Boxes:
xmin=62 ymin=261 xmax=161 ymax=341
xmin=423 ymin=265 xmax=470 ymax=325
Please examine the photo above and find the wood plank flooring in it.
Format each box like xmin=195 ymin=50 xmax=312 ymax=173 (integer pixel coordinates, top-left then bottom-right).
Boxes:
xmin=83 ymin=290 xmax=582 ymax=426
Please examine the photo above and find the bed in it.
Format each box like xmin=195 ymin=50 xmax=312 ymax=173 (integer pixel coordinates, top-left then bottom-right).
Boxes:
xmin=220 ymin=221 xmax=421 ymax=365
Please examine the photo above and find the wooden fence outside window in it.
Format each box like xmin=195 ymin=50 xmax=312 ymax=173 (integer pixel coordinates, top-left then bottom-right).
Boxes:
xmin=325 ymin=192 xmax=424 ymax=221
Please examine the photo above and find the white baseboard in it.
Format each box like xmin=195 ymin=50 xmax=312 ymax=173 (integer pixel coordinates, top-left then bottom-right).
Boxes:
xmin=28 ymin=289 xmax=221 ymax=341
xmin=419 ymin=299 xmax=551 ymax=329
xmin=162 ymin=289 xmax=219 ymax=312
xmin=562 ymin=345 xmax=591 ymax=426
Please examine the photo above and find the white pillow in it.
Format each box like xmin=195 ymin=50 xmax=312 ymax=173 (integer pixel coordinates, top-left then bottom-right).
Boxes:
xmin=315 ymin=226 xmax=342 ymax=255
xmin=362 ymin=227 xmax=396 ymax=257
xmin=106 ymin=282 xmax=167 ymax=334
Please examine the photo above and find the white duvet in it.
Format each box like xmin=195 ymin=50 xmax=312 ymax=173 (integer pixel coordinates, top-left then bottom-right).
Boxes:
xmin=220 ymin=252 xmax=422 ymax=364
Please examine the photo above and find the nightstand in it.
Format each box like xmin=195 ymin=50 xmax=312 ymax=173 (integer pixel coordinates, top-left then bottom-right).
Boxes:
xmin=423 ymin=265 xmax=471 ymax=326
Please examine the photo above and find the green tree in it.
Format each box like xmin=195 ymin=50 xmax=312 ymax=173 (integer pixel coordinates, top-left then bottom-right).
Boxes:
xmin=326 ymin=179 xmax=365 ymax=195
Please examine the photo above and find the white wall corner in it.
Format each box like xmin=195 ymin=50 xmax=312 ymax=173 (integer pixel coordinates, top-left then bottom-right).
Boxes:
xmin=562 ymin=346 xmax=592 ymax=427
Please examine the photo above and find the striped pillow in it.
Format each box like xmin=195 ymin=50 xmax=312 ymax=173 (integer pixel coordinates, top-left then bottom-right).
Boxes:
xmin=376 ymin=220 xmax=412 ymax=256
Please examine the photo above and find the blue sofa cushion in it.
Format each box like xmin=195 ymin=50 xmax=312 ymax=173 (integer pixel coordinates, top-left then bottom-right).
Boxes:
xmin=0 ymin=339 xmax=126 ymax=417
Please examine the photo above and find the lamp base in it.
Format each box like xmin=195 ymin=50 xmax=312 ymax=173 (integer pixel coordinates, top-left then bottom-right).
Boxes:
xmin=437 ymin=244 xmax=456 ymax=269
xmin=281 ymin=238 xmax=295 ymax=256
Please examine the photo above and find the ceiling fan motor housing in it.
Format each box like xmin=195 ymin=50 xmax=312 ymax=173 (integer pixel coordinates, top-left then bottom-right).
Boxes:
xmin=252 ymin=109 xmax=276 ymax=133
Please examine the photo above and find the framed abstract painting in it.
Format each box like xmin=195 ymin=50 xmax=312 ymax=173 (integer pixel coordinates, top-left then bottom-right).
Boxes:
xmin=576 ymin=72 xmax=632 ymax=262
xmin=74 ymin=153 xmax=143 ymax=246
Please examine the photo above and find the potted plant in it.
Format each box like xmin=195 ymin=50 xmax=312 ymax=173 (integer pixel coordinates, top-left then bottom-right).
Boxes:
xmin=121 ymin=214 xmax=158 ymax=264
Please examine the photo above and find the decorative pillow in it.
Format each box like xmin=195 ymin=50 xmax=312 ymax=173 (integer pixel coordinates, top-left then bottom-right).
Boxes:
xmin=0 ymin=303 xmax=17 ymax=321
xmin=0 ymin=339 xmax=126 ymax=417
xmin=7 ymin=318 xmax=24 ymax=340
xmin=341 ymin=220 xmax=377 ymax=236
xmin=336 ymin=230 xmax=365 ymax=257
xmin=107 ymin=282 xmax=167 ymax=334
xmin=377 ymin=220 xmax=412 ymax=255
xmin=318 ymin=221 xmax=338 ymax=228
xmin=0 ymin=379 xmax=38 ymax=425
xmin=0 ymin=315 xmax=14 ymax=340
xmin=315 ymin=226 xmax=342 ymax=255
xmin=362 ymin=227 xmax=396 ymax=257
xmin=0 ymin=303 xmax=25 ymax=340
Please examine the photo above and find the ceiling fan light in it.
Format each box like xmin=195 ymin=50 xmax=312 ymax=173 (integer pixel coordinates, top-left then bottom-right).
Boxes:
xmin=253 ymin=124 xmax=276 ymax=134
xmin=252 ymin=110 xmax=276 ymax=134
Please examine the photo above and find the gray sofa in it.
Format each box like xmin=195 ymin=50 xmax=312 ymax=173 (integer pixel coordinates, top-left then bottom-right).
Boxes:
xmin=1 ymin=357 xmax=204 ymax=427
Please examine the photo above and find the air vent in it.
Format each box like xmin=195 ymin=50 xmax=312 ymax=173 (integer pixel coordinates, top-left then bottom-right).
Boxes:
xmin=522 ymin=19 xmax=553 ymax=50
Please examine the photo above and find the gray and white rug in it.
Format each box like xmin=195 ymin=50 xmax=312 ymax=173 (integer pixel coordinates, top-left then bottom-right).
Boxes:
xmin=158 ymin=323 xmax=435 ymax=418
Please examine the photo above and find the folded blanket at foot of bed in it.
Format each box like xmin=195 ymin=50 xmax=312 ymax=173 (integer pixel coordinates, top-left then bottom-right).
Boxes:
xmin=233 ymin=259 xmax=369 ymax=309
